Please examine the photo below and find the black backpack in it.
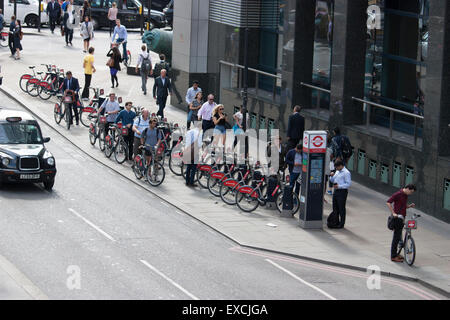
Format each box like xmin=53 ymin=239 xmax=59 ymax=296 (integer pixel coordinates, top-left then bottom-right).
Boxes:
xmin=141 ymin=54 xmax=152 ymax=74
xmin=340 ymin=135 xmax=353 ymax=160
xmin=327 ymin=211 xmax=340 ymax=228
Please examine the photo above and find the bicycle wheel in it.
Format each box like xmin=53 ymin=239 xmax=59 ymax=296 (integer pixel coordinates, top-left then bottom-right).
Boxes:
xmin=37 ymin=82 xmax=52 ymax=100
xmin=276 ymin=190 xmax=300 ymax=215
xmin=132 ymin=155 xmax=144 ymax=180
xmin=235 ymin=185 xmax=260 ymax=212
xmin=26 ymin=79 xmax=40 ymax=97
xmin=220 ymin=179 xmax=241 ymax=205
xmin=98 ymin=129 xmax=106 ymax=151
xmin=146 ymin=161 xmax=165 ymax=187
xmin=114 ymin=140 xmax=128 ymax=164
xmin=89 ymin=125 xmax=97 ymax=145
xmin=104 ymin=134 xmax=114 ymax=158
xmin=19 ymin=74 xmax=32 ymax=93
xmin=169 ymin=152 xmax=183 ymax=176
xmin=207 ymin=171 xmax=226 ymax=197
xmin=53 ymin=103 xmax=63 ymax=124
xmin=79 ymin=108 xmax=91 ymax=127
xmin=404 ymin=234 xmax=416 ymax=266
xmin=65 ymin=106 xmax=71 ymax=130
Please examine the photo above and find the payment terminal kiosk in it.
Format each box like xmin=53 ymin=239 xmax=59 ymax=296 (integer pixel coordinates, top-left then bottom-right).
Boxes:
xmin=299 ymin=131 xmax=327 ymax=229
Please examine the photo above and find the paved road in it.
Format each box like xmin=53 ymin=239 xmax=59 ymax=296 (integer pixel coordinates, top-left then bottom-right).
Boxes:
xmin=0 ymin=94 xmax=446 ymax=300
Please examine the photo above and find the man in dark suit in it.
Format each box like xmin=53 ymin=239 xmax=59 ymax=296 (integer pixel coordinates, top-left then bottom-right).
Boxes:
xmin=60 ymin=71 xmax=81 ymax=125
xmin=152 ymin=69 xmax=172 ymax=118
xmin=286 ymin=105 xmax=305 ymax=151
xmin=46 ymin=0 xmax=61 ymax=34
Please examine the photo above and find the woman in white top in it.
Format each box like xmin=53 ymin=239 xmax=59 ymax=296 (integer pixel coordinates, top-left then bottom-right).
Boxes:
xmin=80 ymin=15 xmax=94 ymax=53
xmin=233 ymin=105 xmax=248 ymax=135
xmin=107 ymin=2 xmax=118 ymax=36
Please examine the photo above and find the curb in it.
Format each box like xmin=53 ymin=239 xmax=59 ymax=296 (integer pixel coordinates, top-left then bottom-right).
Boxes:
xmin=1 ymin=86 xmax=449 ymax=298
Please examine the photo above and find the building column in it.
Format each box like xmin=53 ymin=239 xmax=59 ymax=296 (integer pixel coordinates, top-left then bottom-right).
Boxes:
xmin=329 ymin=0 xmax=367 ymax=129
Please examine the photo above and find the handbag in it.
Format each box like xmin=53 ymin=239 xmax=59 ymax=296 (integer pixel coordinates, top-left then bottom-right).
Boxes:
xmin=106 ymin=58 xmax=114 ymax=67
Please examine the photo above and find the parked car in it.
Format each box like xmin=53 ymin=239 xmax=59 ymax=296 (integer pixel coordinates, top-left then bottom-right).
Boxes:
xmin=0 ymin=109 xmax=56 ymax=190
xmin=142 ymin=0 xmax=170 ymax=12
xmin=162 ymin=0 xmax=172 ymax=28
xmin=73 ymin=0 xmax=166 ymax=30
xmin=3 ymin=0 xmax=49 ymax=28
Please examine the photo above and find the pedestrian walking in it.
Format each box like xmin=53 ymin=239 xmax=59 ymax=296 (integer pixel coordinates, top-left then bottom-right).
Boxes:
xmin=152 ymin=69 xmax=172 ymax=118
xmin=232 ymin=105 xmax=248 ymax=135
xmin=212 ymin=104 xmax=227 ymax=146
xmin=132 ymin=109 xmax=150 ymax=158
xmin=106 ymin=46 xmax=122 ymax=88
xmin=183 ymin=121 xmax=203 ymax=187
xmin=188 ymin=91 xmax=203 ymax=130
xmin=80 ymin=16 xmax=94 ymax=53
xmin=62 ymin=0 xmax=74 ymax=46
xmin=115 ymin=101 xmax=136 ymax=161
xmin=286 ymin=105 xmax=305 ymax=151
xmin=8 ymin=15 xmax=16 ymax=57
xmin=153 ymin=54 xmax=170 ymax=78
xmin=386 ymin=184 xmax=417 ymax=262
xmin=330 ymin=127 xmax=353 ymax=165
xmin=98 ymin=92 xmax=120 ymax=135
xmin=13 ymin=20 xmax=23 ymax=60
xmin=46 ymin=0 xmax=61 ymax=34
xmin=197 ymin=94 xmax=216 ymax=132
xmin=107 ymin=2 xmax=118 ymax=36
xmin=80 ymin=0 xmax=91 ymax=21
xmin=111 ymin=19 xmax=128 ymax=65
xmin=82 ymin=47 xmax=96 ymax=99
xmin=285 ymin=143 xmax=302 ymax=196
xmin=60 ymin=71 xmax=81 ymax=125
xmin=185 ymin=80 xmax=202 ymax=129
xmin=329 ymin=160 xmax=351 ymax=228
xmin=135 ymin=45 xmax=152 ymax=95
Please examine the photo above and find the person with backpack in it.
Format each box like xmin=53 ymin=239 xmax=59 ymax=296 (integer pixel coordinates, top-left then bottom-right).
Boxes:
xmin=153 ymin=54 xmax=170 ymax=78
xmin=328 ymin=159 xmax=351 ymax=228
xmin=136 ymin=45 xmax=153 ymax=95
xmin=331 ymin=127 xmax=353 ymax=165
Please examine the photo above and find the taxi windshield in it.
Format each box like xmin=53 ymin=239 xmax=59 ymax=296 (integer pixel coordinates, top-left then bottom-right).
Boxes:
xmin=0 ymin=122 xmax=43 ymax=144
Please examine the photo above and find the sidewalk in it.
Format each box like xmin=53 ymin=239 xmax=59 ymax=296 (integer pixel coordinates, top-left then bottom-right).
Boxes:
xmin=1 ymin=29 xmax=449 ymax=296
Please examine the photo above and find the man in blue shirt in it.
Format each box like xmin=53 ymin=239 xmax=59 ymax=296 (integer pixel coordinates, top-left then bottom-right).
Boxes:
xmin=141 ymin=117 xmax=162 ymax=167
xmin=116 ymin=101 xmax=136 ymax=161
xmin=111 ymin=19 xmax=128 ymax=65
xmin=285 ymin=143 xmax=303 ymax=196
xmin=132 ymin=109 xmax=150 ymax=158
xmin=329 ymin=159 xmax=352 ymax=228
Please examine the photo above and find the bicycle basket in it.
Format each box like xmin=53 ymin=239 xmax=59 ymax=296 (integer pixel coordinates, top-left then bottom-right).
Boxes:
xmin=121 ymin=128 xmax=128 ymax=135
xmin=64 ymin=96 xmax=73 ymax=103
xmin=117 ymin=123 xmax=123 ymax=129
xmin=100 ymin=116 xmax=107 ymax=124
xmin=407 ymin=220 xmax=417 ymax=229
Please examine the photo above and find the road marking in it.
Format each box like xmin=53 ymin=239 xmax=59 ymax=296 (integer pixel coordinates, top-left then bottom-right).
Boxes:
xmin=139 ymin=259 xmax=199 ymax=300
xmin=68 ymin=208 xmax=116 ymax=242
xmin=265 ymin=259 xmax=337 ymax=300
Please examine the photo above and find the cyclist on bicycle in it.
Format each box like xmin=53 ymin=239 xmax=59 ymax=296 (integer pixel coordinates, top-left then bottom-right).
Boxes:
xmin=387 ymin=184 xmax=417 ymax=262
xmin=60 ymin=71 xmax=81 ymax=125
xmin=98 ymin=92 xmax=120 ymax=134
xmin=141 ymin=117 xmax=162 ymax=167
xmin=111 ymin=19 xmax=128 ymax=65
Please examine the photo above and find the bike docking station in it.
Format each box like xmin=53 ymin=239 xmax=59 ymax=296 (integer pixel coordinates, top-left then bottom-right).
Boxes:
xmin=298 ymin=130 xmax=327 ymax=229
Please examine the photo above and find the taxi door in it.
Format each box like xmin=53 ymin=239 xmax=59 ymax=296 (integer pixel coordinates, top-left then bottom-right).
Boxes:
xmin=117 ymin=0 xmax=140 ymax=28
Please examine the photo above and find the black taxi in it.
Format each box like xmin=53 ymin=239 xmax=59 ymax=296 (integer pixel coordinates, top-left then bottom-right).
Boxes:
xmin=0 ymin=109 xmax=56 ymax=190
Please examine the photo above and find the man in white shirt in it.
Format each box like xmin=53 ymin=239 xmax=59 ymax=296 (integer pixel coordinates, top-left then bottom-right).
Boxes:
xmin=197 ymin=94 xmax=216 ymax=132
xmin=135 ymin=45 xmax=152 ymax=95
xmin=185 ymin=81 xmax=202 ymax=105
xmin=329 ymin=159 xmax=352 ymax=228
xmin=183 ymin=121 xmax=203 ymax=186
xmin=98 ymin=92 xmax=121 ymax=135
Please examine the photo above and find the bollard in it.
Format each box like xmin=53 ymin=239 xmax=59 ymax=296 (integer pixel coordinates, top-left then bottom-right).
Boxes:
xmin=265 ymin=175 xmax=278 ymax=210
xmin=280 ymin=185 xmax=294 ymax=218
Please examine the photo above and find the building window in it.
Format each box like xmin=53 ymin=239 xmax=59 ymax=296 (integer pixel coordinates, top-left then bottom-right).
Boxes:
xmin=365 ymin=0 xmax=428 ymax=136
xmin=311 ymin=0 xmax=334 ymax=110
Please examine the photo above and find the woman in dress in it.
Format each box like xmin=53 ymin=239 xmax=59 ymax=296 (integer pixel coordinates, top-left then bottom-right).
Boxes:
xmin=106 ymin=46 xmax=122 ymax=88
xmin=80 ymin=15 xmax=94 ymax=53
xmin=13 ymin=19 xmax=22 ymax=60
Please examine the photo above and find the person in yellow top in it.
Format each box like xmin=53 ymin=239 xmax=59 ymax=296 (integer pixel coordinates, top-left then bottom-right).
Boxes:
xmin=82 ymin=46 xmax=96 ymax=99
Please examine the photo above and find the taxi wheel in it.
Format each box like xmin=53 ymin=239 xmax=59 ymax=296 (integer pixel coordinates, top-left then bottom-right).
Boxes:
xmin=43 ymin=179 xmax=55 ymax=191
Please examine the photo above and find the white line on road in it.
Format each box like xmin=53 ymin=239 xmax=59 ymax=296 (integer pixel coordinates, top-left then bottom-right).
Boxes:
xmin=139 ymin=260 xmax=199 ymax=300
xmin=265 ymin=259 xmax=337 ymax=300
xmin=68 ymin=208 xmax=116 ymax=242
